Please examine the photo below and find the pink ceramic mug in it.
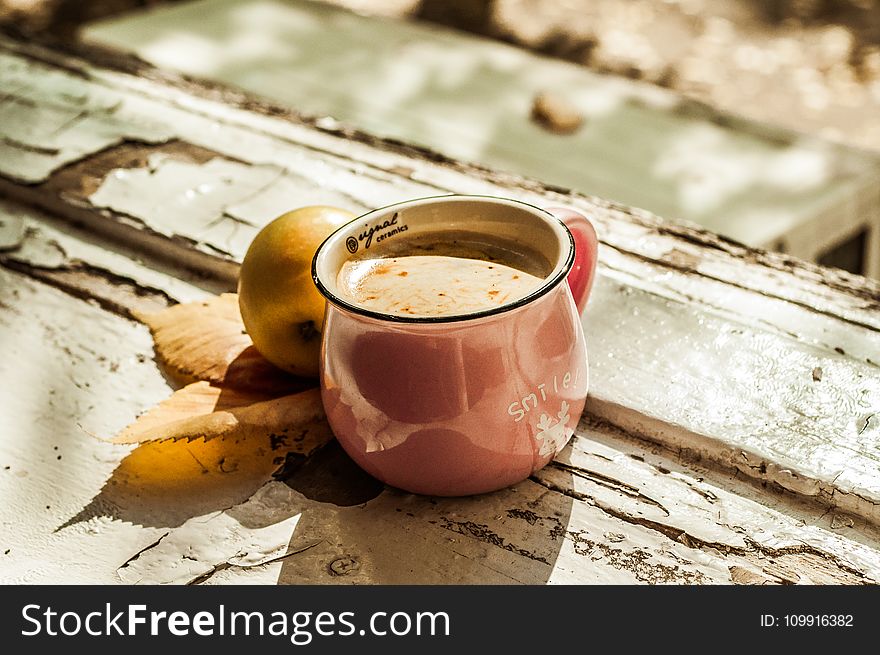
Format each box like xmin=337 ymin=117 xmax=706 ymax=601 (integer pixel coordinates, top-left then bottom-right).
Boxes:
xmin=312 ymin=195 xmax=598 ymax=496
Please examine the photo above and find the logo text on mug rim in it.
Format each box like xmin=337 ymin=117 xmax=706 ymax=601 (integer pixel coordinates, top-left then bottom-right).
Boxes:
xmin=359 ymin=212 xmax=408 ymax=249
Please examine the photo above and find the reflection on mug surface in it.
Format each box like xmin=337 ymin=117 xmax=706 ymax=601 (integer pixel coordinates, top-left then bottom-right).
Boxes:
xmin=313 ymin=195 xmax=598 ymax=496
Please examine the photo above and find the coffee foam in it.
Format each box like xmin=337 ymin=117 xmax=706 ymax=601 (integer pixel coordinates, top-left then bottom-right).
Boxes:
xmin=336 ymin=232 xmax=550 ymax=318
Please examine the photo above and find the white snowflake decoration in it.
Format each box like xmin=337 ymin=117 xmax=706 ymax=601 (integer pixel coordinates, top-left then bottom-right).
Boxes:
xmin=535 ymin=401 xmax=572 ymax=457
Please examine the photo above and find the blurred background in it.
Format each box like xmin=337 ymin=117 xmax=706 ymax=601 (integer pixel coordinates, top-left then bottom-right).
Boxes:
xmin=2 ymin=0 xmax=879 ymax=277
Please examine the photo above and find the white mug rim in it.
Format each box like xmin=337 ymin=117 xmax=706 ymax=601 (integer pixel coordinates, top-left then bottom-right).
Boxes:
xmin=311 ymin=194 xmax=576 ymax=324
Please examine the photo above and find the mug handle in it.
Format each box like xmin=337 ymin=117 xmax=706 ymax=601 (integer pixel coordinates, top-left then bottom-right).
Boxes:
xmin=545 ymin=206 xmax=599 ymax=315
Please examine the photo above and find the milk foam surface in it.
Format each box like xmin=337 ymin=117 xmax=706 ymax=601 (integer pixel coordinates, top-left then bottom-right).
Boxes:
xmin=337 ymin=254 xmax=545 ymax=317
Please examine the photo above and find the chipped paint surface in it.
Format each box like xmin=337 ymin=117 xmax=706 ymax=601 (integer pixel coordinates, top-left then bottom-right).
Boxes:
xmin=0 ymin=267 xmax=170 ymax=583
xmin=116 ymin=489 xmax=304 ymax=585
xmin=0 ymin=40 xmax=880 ymax=583
xmin=1 ymin=214 xmax=879 ymax=583
xmin=585 ymin=274 xmax=880 ymax=522
xmin=89 ymin=155 xmax=278 ymax=257
xmin=0 ymin=53 xmax=173 ymax=183
xmin=0 ymin=38 xmax=879 ymax=522
xmin=0 ymin=200 xmax=212 ymax=310
xmin=81 ymin=0 xmax=880 ymax=258
xmin=0 ymin=50 xmax=436 ymax=258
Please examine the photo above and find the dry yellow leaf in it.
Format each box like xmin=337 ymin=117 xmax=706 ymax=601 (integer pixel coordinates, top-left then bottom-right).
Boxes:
xmin=113 ymin=382 xmax=329 ymax=449
xmin=136 ymin=293 xmax=310 ymax=394
xmin=114 ymin=381 xmax=271 ymax=443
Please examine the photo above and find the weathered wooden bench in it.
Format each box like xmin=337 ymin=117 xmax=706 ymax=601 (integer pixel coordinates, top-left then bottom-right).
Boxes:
xmin=1 ymin=34 xmax=879 ymax=584
xmin=82 ymin=0 xmax=880 ymax=277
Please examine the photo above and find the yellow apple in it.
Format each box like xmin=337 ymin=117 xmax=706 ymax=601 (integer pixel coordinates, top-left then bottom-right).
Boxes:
xmin=238 ymin=206 xmax=356 ymax=377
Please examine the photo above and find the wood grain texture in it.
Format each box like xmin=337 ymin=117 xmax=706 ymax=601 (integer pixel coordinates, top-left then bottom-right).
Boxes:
xmin=80 ymin=0 xmax=880 ymax=264
xmin=0 ymin=198 xmax=212 ymax=315
xmin=1 ymin=37 xmax=878 ymax=523
xmin=2 ymin=226 xmax=879 ymax=583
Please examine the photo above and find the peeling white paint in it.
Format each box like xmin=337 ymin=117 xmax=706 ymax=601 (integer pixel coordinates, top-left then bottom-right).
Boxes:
xmin=89 ymin=155 xmax=281 ymax=255
xmin=3 ymin=253 xmax=877 ymax=583
xmin=1 ymin=40 xmax=880 ymax=584
xmin=0 ymin=53 xmax=173 ymax=183
xmin=0 ymin=199 xmax=211 ymax=303
xmin=80 ymin=0 xmax=880 ymax=256
xmin=0 ymin=268 xmax=170 ymax=583
xmin=117 ymin=493 xmax=303 ymax=585
xmin=2 ymin=38 xmax=879 ymax=520
xmin=584 ymin=276 xmax=880 ymax=522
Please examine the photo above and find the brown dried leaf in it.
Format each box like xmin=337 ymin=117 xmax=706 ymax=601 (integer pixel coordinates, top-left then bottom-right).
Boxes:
xmin=136 ymin=293 xmax=309 ymax=394
xmin=113 ymin=382 xmax=328 ymax=449
xmin=114 ymin=381 xmax=271 ymax=443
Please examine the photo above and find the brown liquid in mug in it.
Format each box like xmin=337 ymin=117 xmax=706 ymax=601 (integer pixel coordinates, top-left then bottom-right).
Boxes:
xmin=336 ymin=232 xmax=550 ymax=318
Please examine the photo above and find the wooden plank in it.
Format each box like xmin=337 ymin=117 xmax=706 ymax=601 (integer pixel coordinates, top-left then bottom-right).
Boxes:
xmin=0 ymin=267 xmax=169 ymax=583
xmin=0 ymin=267 xmax=318 ymax=583
xmin=81 ymin=0 xmax=880 ymax=264
xmin=0 ymin=198 xmax=215 ymax=315
xmin=5 ymin=36 xmax=875 ymax=333
xmin=1 ymin=210 xmax=878 ymax=584
xmin=0 ymin=38 xmax=879 ymax=525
